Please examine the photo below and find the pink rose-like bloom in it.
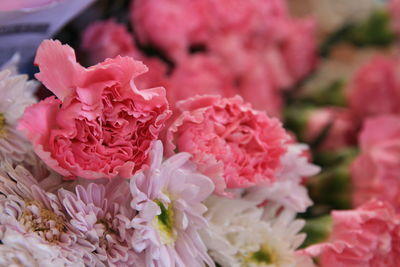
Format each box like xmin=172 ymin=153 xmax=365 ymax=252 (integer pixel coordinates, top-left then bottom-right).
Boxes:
xmin=351 ymin=115 xmax=400 ymax=210
xmin=347 ymin=56 xmax=400 ymax=119
xmin=304 ymin=107 xmax=357 ymax=151
xmin=166 ymin=95 xmax=288 ymax=195
xmin=18 ymin=40 xmax=171 ymax=180
xmin=305 ymin=200 xmax=400 ymax=267
xmin=82 ymin=19 xmax=169 ymax=90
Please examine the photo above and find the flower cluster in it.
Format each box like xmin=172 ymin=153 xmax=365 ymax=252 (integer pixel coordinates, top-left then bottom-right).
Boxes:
xmin=0 ymin=36 xmax=320 ymax=267
xmin=2 ymin=0 xmax=400 ymax=266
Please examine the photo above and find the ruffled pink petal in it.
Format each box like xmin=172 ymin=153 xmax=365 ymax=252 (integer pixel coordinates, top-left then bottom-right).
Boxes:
xmin=34 ymin=40 xmax=84 ymax=101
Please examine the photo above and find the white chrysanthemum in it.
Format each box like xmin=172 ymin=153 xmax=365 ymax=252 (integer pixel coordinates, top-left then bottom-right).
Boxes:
xmin=0 ymin=160 xmax=94 ymax=266
xmin=201 ymin=196 xmax=314 ymax=267
xmin=245 ymin=144 xmax=320 ymax=212
xmin=0 ymin=55 xmax=38 ymax=163
xmin=129 ymin=141 xmax=215 ymax=267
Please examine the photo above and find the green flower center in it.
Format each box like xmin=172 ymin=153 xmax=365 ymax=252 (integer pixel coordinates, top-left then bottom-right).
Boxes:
xmin=154 ymin=200 xmax=176 ymax=245
xmin=245 ymin=244 xmax=277 ymax=266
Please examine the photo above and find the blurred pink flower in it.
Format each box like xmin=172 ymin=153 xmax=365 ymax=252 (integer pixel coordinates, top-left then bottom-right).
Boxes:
xmin=167 ymin=54 xmax=236 ymax=107
xmin=18 ymin=40 xmax=171 ymax=180
xmin=390 ymin=0 xmax=400 ymax=35
xmin=280 ymin=18 xmax=318 ymax=84
xmin=166 ymin=95 xmax=288 ymax=195
xmin=305 ymin=200 xmax=400 ymax=267
xmin=82 ymin=19 xmax=140 ymax=65
xmin=351 ymin=115 xmax=400 ymax=210
xmin=131 ymin=0 xmax=209 ymax=61
xmin=304 ymin=107 xmax=357 ymax=151
xmin=129 ymin=141 xmax=215 ymax=267
xmin=81 ymin=19 xmax=169 ymax=91
xmin=347 ymin=56 xmax=400 ymax=119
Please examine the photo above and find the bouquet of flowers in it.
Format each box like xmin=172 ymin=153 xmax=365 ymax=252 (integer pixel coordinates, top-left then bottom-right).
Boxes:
xmin=0 ymin=0 xmax=400 ymax=266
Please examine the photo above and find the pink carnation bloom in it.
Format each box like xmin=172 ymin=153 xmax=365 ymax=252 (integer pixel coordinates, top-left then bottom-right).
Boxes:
xmin=351 ymin=115 xmax=400 ymax=210
xmin=346 ymin=56 xmax=400 ymax=120
xmin=81 ymin=19 xmax=169 ymax=90
xmin=166 ymin=95 xmax=288 ymax=195
xmin=304 ymin=107 xmax=357 ymax=151
xmin=18 ymin=40 xmax=171 ymax=180
xmin=305 ymin=200 xmax=400 ymax=267
xmin=129 ymin=141 xmax=215 ymax=267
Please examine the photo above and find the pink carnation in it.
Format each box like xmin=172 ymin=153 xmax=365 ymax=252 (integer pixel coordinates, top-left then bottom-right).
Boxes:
xmin=81 ymin=19 xmax=169 ymax=90
xmin=347 ymin=56 xmax=400 ymax=119
xmin=306 ymin=200 xmax=400 ymax=267
xmin=166 ymin=95 xmax=288 ymax=195
xmin=18 ymin=40 xmax=171 ymax=180
xmin=351 ymin=115 xmax=400 ymax=210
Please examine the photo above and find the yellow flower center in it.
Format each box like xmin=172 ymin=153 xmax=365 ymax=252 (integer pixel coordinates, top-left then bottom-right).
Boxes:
xmin=154 ymin=200 xmax=176 ymax=245
xmin=20 ymin=200 xmax=66 ymax=243
xmin=0 ymin=113 xmax=7 ymax=138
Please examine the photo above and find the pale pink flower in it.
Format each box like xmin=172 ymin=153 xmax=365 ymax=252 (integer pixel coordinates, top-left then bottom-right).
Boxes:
xmin=18 ymin=40 xmax=171 ymax=180
xmin=305 ymin=200 xmax=400 ymax=267
xmin=166 ymin=95 xmax=288 ymax=195
xmin=0 ymin=160 xmax=94 ymax=266
xmin=129 ymin=141 xmax=215 ymax=267
xmin=346 ymin=56 xmax=400 ymax=119
xmin=351 ymin=115 xmax=400 ymax=210
xmin=59 ymin=181 xmax=139 ymax=266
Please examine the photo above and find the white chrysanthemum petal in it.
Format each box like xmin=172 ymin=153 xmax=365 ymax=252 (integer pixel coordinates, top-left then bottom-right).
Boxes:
xmin=245 ymin=144 xmax=320 ymax=212
xmin=202 ymin=195 xmax=315 ymax=267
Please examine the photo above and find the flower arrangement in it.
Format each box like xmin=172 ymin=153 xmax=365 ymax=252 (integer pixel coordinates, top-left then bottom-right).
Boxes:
xmin=1 ymin=0 xmax=400 ymax=266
